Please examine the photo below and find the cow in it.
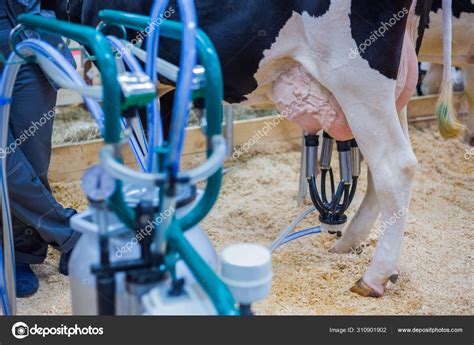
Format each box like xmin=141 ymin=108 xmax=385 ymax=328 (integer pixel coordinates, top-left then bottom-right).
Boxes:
xmin=417 ymin=0 xmax=474 ymax=145
xmin=48 ymin=0 xmax=459 ymax=298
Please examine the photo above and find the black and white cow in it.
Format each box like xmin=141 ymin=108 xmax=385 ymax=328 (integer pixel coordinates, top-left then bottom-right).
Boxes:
xmin=418 ymin=0 xmax=474 ymax=145
xmin=53 ymin=0 xmax=459 ymax=298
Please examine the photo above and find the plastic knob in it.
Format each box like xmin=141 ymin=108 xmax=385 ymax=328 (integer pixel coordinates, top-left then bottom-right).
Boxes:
xmin=219 ymin=243 xmax=272 ymax=305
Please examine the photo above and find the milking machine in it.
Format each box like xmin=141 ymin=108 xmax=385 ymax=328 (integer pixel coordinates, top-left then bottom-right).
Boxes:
xmin=270 ymin=134 xmax=361 ymax=251
xmin=88 ymin=3 xmax=273 ymax=315
xmin=307 ymin=134 xmax=360 ymax=234
xmin=0 ymin=12 xmax=157 ymax=315
xmin=0 ymin=0 xmax=272 ymax=316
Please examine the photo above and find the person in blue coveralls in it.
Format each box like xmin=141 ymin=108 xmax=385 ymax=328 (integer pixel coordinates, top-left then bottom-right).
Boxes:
xmin=0 ymin=0 xmax=80 ymax=297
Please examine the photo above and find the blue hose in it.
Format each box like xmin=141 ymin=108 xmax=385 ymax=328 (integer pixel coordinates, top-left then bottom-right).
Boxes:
xmin=18 ymin=39 xmax=149 ymax=170
xmin=17 ymin=41 xmax=104 ymax=126
xmin=166 ymin=0 xmax=198 ymax=175
xmin=278 ymin=226 xmax=322 ymax=248
xmin=0 ymin=245 xmax=12 ymax=315
xmin=145 ymin=0 xmax=169 ymax=172
xmin=107 ymin=36 xmax=149 ymax=171
xmin=0 ymin=54 xmax=21 ymax=316
xmin=146 ymin=0 xmax=198 ymax=175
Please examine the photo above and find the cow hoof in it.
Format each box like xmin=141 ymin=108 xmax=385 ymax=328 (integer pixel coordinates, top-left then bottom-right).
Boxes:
xmin=389 ymin=273 xmax=399 ymax=284
xmin=329 ymin=240 xmax=351 ymax=254
xmin=350 ymin=278 xmax=382 ymax=298
xmin=329 ymin=245 xmax=343 ymax=254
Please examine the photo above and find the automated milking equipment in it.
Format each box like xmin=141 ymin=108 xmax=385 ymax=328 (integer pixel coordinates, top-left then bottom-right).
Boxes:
xmin=270 ymin=134 xmax=361 ymax=251
xmin=0 ymin=0 xmax=272 ymax=316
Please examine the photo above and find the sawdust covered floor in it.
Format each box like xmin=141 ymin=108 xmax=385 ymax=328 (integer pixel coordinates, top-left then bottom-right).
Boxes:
xmin=18 ymin=122 xmax=473 ymax=315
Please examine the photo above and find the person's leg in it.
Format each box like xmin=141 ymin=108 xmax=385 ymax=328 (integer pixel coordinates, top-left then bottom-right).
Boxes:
xmin=5 ymin=129 xmax=80 ymax=264
xmin=9 ymin=63 xmax=57 ymax=190
xmin=1 ymin=128 xmax=76 ymax=297
xmin=6 ymin=63 xmax=80 ymax=263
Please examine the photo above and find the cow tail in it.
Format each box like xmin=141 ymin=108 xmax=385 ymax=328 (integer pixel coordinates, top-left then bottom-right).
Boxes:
xmin=436 ymin=0 xmax=463 ymax=138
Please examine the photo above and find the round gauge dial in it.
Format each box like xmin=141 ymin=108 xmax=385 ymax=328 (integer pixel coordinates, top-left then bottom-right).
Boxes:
xmin=82 ymin=165 xmax=116 ymax=203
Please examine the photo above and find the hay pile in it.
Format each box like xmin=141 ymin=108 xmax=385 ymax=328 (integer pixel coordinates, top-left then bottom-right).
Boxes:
xmin=52 ymin=106 xmax=100 ymax=145
xmin=18 ymin=122 xmax=473 ymax=315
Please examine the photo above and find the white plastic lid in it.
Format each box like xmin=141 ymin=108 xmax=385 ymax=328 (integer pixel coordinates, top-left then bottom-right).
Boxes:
xmin=220 ymin=243 xmax=272 ymax=305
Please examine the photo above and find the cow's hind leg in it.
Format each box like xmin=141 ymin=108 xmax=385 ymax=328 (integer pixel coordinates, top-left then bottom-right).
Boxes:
xmin=337 ymin=98 xmax=417 ymax=297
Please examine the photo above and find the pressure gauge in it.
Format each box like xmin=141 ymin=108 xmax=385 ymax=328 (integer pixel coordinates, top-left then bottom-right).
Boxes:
xmin=82 ymin=165 xmax=116 ymax=203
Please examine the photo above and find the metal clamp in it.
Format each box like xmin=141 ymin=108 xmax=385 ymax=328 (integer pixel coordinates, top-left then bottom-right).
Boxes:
xmin=117 ymin=72 xmax=157 ymax=110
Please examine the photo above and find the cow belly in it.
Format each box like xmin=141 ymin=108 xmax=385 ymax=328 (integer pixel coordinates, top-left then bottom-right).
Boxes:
xmin=272 ymin=63 xmax=352 ymax=140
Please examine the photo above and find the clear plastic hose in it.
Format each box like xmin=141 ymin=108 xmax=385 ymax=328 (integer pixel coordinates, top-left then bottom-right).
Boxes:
xmin=145 ymin=0 xmax=198 ymax=256
xmin=100 ymin=135 xmax=225 ymax=186
xmin=18 ymin=39 xmax=148 ymax=170
xmin=17 ymin=40 xmax=104 ymax=125
xmin=132 ymin=44 xmax=179 ymax=82
xmin=0 ymin=246 xmax=12 ymax=314
xmin=269 ymin=206 xmax=316 ymax=252
xmin=276 ymin=226 xmax=321 ymax=248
